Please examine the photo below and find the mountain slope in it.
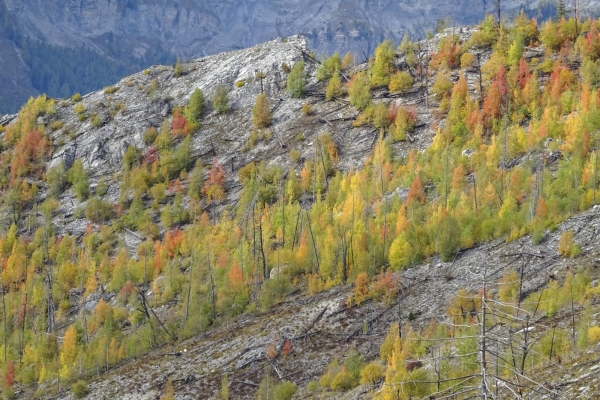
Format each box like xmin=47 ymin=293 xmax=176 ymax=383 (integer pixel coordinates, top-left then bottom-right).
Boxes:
xmin=58 ymin=207 xmax=600 ymax=399
xmin=3 ymin=16 xmax=600 ymax=400
xmin=0 ymin=0 xmax=591 ymax=113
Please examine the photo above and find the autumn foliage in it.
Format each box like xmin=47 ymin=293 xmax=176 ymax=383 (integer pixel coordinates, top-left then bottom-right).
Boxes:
xmin=202 ymin=158 xmax=226 ymax=203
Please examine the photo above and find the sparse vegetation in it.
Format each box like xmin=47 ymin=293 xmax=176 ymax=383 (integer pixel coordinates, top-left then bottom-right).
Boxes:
xmin=289 ymin=149 xmax=301 ymax=163
xmin=301 ymin=103 xmax=313 ymax=116
xmin=50 ymin=121 xmax=63 ymax=131
xmin=104 ymin=86 xmax=119 ymax=95
xmin=72 ymin=380 xmax=89 ymax=399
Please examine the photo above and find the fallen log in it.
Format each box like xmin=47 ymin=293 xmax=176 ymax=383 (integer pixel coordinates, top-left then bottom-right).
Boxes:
xmin=344 ymin=309 xmax=387 ymax=342
xmin=301 ymin=306 xmax=328 ymax=335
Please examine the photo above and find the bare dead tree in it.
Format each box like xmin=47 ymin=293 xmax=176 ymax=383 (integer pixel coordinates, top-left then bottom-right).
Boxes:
xmin=476 ymin=53 xmax=484 ymax=107
xmin=378 ymin=132 xmax=388 ymax=262
xmin=492 ymin=0 xmax=501 ymax=28
xmin=574 ymin=0 xmax=579 ymax=37
xmin=255 ymin=70 xmax=266 ymax=93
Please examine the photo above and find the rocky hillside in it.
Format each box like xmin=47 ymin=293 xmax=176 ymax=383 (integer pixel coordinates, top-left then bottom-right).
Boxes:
xmin=3 ymin=17 xmax=600 ymax=399
xmin=0 ymin=0 xmax=590 ymax=113
xmin=59 ymin=207 xmax=600 ymax=399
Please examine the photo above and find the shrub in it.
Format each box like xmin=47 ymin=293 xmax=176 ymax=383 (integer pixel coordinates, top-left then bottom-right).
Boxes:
xmin=289 ymin=149 xmax=301 ymax=163
xmin=301 ymin=103 xmax=313 ymax=116
xmin=287 ymin=61 xmax=306 ymax=98
xmin=72 ymin=380 xmax=89 ymax=399
xmin=588 ymin=326 xmax=600 ymax=345
xmin=271 ymin=381 xmax=296 ymax=400
xmin=50 ymin=121 xmax=63 ymax=131
xmin=72 ymin=93 xmax=82 ymax=102
xmin=96 ymin=179 xmax=108 ymax=197
xmin=558 ymin=230 xmax=580 ymax=258
xmin=85 ymin=197 xmax=114 ymax=223
xmin=235 ymin=80 xmax=245 ymax=88
xmin=74 ymin=102 xmax=86 ymax=115
xmin=161 ymin=380 xmax=175 ymax=400
xmin=143 ymin=127 xmax=158 ymax=145
xmin=145 ymin=79 xmax=159 ymax=96
xmin=389 ymin=71 xmax=413 ymax=93
xmin=330 ymin=369 xmax=354 ymax=391
xmin=260 ymin=276 xmax=291 ymax=309
xmin=90 ymin=114 xmax=102 ymax=128
xmin=360 ymin=361 xmax=384 ymax=385
xmin=104 ymin=86 xmax=119 ymax=95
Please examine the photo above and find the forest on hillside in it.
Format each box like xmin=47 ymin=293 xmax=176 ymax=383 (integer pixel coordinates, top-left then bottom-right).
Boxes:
xmin=1 ymin=6 xmax=600 ymax=399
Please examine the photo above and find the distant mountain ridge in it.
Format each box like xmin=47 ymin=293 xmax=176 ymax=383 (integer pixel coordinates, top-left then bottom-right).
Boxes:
xmin=0 ymin=0 xmax=598 ymax=114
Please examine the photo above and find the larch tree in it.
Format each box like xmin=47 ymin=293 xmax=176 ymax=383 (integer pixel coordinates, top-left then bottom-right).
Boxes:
xmin=286 ymin=61 xmax=306 ymax=98
xmin=252 ymin=93 xmax=272 ymax=129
